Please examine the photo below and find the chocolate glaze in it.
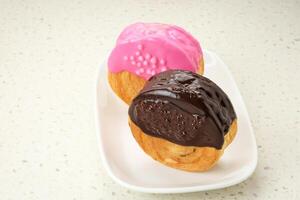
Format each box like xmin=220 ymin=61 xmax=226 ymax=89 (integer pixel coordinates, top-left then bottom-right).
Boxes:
xmin=128 ymin=70 xmax=236 ymax=149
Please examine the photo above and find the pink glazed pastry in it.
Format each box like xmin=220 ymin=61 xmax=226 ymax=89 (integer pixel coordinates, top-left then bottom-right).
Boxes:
xmin=108 ymin=22 xmax=204 ymax=104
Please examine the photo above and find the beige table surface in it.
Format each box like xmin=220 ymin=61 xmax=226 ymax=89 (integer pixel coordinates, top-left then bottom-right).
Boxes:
xmin=1 ymin=0 xmax=299 ymax=199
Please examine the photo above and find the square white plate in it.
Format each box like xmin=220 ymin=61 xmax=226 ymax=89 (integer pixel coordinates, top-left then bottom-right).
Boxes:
xmin=95 ymin=50 xmax=257 ymax=193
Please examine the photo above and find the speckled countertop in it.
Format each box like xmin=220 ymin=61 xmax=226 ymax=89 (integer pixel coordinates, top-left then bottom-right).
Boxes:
xmin=0 ymin=0 xmax=299 ymax=199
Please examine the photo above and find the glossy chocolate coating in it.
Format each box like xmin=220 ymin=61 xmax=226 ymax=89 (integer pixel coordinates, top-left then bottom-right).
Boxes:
xmin=128 ymin=70 xmax=236 ymax=149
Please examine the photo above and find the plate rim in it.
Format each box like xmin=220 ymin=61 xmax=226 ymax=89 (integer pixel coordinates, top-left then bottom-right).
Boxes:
xmin=95 ymin=50 xmax=258 ymax=193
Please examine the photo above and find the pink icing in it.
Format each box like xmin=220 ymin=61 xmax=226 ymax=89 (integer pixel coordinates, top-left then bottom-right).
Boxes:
xmin=108 ymin=22 xmax=203 ymax=80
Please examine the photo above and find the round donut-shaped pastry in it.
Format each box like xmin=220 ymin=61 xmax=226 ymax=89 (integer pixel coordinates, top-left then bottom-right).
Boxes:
xmin=128 ymin=70 xmax=237 ymax=172
xmin=108 ymin=22 xmax=204 ymax=104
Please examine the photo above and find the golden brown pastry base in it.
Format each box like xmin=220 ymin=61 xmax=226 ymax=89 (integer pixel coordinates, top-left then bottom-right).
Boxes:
xmin=129 ymin=119 xmax=237 ymax=172
xmin=108 ymin=59 xmax=205 ymax=104
xmin=108 ymin=71 xmax=146 ymax=104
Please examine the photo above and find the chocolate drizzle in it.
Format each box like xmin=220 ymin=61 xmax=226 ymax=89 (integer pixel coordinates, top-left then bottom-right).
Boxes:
xmin=128 ymin=70 xmax=236 ymax=149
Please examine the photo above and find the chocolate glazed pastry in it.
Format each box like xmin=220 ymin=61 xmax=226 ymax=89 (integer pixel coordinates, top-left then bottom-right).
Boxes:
xmin=128 ymin=70 xmax=237 ymax=172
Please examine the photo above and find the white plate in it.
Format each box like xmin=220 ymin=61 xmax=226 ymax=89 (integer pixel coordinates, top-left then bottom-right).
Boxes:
xmin=95 ymin=50 xmax=257 ymax=193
